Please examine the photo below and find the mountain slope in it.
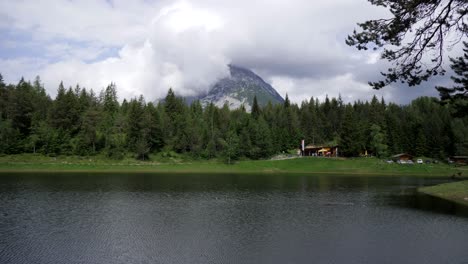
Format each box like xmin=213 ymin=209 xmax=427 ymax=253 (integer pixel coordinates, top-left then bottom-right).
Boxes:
xmin=199 ymin=65 xmax=284 ymax=111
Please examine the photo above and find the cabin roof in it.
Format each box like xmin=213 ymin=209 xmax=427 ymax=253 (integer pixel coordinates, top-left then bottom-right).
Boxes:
xmin=392 ymin=153 xmax=413 ymax=158
xmin=304 ymin=144 xmax=338 ymax=149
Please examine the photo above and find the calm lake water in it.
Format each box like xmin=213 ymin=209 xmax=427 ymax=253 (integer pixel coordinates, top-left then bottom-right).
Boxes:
xmin=0 ymin=173 xmax=467 ymax=264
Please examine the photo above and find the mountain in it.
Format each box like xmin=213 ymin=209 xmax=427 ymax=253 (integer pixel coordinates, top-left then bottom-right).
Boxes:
xmin=198 ymin=65 xmax=284 ymax=111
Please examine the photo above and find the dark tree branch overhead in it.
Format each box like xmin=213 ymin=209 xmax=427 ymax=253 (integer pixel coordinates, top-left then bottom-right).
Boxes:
xmin=346 ymin=0 xmax=467 ymax=89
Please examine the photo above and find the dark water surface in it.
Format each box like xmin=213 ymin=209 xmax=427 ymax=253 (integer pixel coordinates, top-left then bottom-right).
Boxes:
xmin=0 ymin=173 xmax=467 ymax=264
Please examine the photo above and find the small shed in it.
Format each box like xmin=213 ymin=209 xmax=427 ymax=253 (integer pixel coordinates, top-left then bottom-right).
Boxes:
xmin=392 ymin=153 xmax=413 ymax=161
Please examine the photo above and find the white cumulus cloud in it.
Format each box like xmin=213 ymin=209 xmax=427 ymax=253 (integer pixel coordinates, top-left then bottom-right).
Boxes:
xmin=0 ymin=0 xmax=445 ymax=103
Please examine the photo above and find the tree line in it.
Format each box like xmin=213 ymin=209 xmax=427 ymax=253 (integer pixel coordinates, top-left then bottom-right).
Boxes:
xmin=0 ymin=74 xmax=466 ymax=162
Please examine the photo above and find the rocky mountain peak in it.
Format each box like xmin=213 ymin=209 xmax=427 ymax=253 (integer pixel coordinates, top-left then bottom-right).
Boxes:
xmin=198 ymin=64 xmax=284 ymax=111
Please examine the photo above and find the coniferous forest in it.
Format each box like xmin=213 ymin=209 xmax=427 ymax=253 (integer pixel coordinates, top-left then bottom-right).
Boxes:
xmin=0 ymin=74 xmax=467 ymax=162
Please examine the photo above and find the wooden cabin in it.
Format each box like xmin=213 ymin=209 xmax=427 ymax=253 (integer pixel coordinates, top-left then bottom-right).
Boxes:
xmin=450 ymin=156 xmax=468 ymax=165
xmin=303 ymin=145 xmax=339 ymax=157
xmin=392 ymin=153 xmax=413 ymax=161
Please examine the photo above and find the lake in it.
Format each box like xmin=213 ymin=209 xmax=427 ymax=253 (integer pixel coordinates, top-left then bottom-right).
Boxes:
xmin=0 ymin=173 xmax=467 ymax=264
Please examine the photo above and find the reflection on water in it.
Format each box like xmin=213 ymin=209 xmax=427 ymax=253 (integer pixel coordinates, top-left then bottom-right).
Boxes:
xmin=0 ymin=173 xmax=467 ymax=264
xmin=389 ymin=190 xmax=468 ymax=217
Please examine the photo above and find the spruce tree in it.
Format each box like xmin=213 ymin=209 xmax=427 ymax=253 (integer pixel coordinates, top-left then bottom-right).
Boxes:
xmin=340 ymin=105 xmax=361 ymax=157
xmin=0 ymin=119 xmax=19 ymax=154
xmin=126 ymin=98 xmax=145 ymax=151
xmin=284 ymin=94 xmax=290 ymax=108
xmin=251 ymin=95 xmax=260 ymax=120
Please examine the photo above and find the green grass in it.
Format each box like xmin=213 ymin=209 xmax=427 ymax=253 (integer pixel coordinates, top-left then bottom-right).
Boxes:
xmin=0 ymin=154 xmax=464 ymax=176
xmin=418 ymin=181 xmax=468 ymax=206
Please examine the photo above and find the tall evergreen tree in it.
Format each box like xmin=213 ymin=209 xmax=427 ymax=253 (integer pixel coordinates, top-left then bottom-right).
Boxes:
xmin=77 ymin=108 xmax=100 ymax=155
xmin=251 ymin=95 xmax=260 ymax=120
xmin=340 ymin=105 xmax=362 ymax=157
xmin=9 ymin=78 xmax=35 ymax=136
xmin=0 ymin=73 xmax=6 ymax=119
xmin=126 ymin=97 xmax=145 ymax=151
xmin=0 ymin=119 xmax=20 ymax=154
xmin=284 ymin=94 xmax=290 ymax=108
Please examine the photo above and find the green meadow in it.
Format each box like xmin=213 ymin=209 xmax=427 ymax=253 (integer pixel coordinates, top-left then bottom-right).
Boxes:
xmin=0 ymin=154 xmax=464 ymax=177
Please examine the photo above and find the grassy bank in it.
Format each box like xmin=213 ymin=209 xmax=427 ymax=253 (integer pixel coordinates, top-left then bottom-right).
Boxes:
xmin=0 ymin=154 xmax=464 ymax=176
xmin=418 ymin=181 xmax=468 ymax=206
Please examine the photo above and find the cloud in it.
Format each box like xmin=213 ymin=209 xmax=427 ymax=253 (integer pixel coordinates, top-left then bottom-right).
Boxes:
xmin=268 ymin=73 xmax=395 ymax=104
xmin=0 ymin=0 xmax=454 ymax=103
xmin=33 ymin=1 xmax=232 ymax=99
xmin=0 ymin=57 xmax=48 ymax=83
xmin=0 ymin=0 xmax=155 ymax=45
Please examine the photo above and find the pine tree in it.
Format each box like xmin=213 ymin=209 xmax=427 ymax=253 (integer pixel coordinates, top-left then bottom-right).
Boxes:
xmin=284 ymin=94 xmax=290 ymax=108
xmin=126 ymin=98 xmax=145 ymax=151
xmin=0 ymin=119 xmax=20 ymax=154
xmin=249 ymin=117 xmax=273 ymax=159
xmin=414 ymin=129 xmax=427 ymax=157
xmin=340 ymin=105 xmax=362 ymax=157
xmin=77 ymin=108 xmax=100 ymax=155
xmin=31 ymin=77 xmax=51 ymax=126
xmin=9 ymin=78 xmax=35 ymax=137
xmin=103 ymin=83 xmax=119 ymax=114
xmin=451 ymin=118 xmax=468 ymax=155
xmin=251 ymin=95 xmax=260 ymax=120
xmin=145 ymin=103 xmax=165 ymax=153
xmin=100 ymin=83 xmax=121 ymax=152
xmin=164 ymin=88 xmax=186 ymax=147
xmin=0 ymin=73 xmax=6 ymax=120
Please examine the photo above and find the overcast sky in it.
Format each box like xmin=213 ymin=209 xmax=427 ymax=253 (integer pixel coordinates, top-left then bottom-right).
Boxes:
xmin=0 ymin=0 xmax=458 ymax=104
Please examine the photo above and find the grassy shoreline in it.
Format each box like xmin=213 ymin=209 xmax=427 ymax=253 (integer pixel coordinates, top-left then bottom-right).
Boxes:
xmin=418 ymin=181 xmax=468 ymax=206
xmin=0 ymin=154 xmax=465 ymax=176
